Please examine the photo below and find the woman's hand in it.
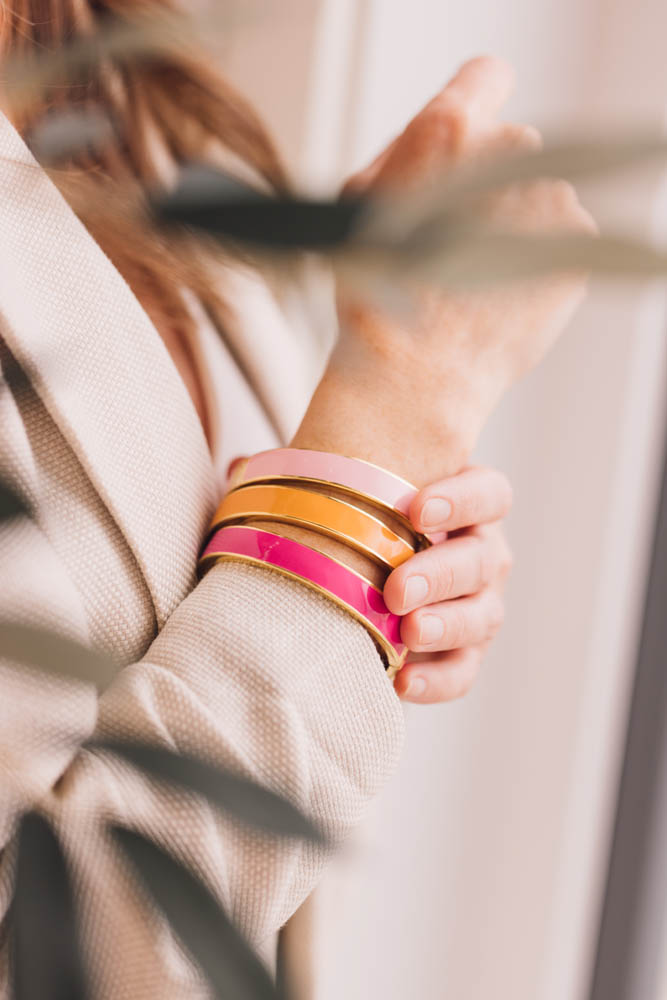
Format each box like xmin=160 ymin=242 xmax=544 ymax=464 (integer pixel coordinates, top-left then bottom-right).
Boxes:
xmin=384 ymin=466 xmax=513 ymax=703
xmin=293 ymin=54 xmax=596 ymax=488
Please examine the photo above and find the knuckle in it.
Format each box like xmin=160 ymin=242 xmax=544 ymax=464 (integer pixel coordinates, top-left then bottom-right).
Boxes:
xmin=575 ymin=203 xmax=599 ymax=235
xmin=435 ymin=558 xmax=457 ymax=600
xmin=452 ymin=676 xmax=474 ymax=701
xmin=552 ymin=179 xmax=578 ymax=208
xmin=422 ymin=97 xmax=470 ymax=142
xmin=498 ymin=475 xmax=514 ymax=515
xmin=521 ymin=124 xmax=543 ymax=149
xmin=503 ymin=123 xmax=542 ymax=151
xmin=453 ymin=485 xmax=482 ymax=527
xmin=486 ymin=594 xmax=506 ymax=637
xmin=475 ymin=535 xmax=496 ymax=588
xmin=431 ymin=94 xmax=469 ymax=126
xmin=498 ymin=539 xmax=514 ymax=579
xmin=447 ymin=678 xmax=470 ymax=702
xmin=448 ymin=653 xmax=481 ymax=701
xmin=443 ymin=606 xmax=468 ymax=648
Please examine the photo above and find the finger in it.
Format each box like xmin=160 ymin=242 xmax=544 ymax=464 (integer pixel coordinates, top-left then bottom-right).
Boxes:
xmin=350 ymin=119 xmax=537 ymax=197
xmin=429 ymin=55 xmax=516 ymax=126
xmin=384 ymin=524 xmax=509 ymax=613
xmin=478 ymin=121 xmax=543 ymax=156
xmin=410 ymin=465 xmax=513 ymax=534
xmin=371 ymin=57 xmax=516 ymax=190
xmin=342 ymin=139 xmax=399 ymax=196
xmin=439 ymin=120 xmax=543 ymax=182
xmin=395 ymin=645 xmax=484 ymax=703
xmin=401 ymin=586 xmax=505 ymax=652
xmin=344 ymin=69 xmax=522 ymax=198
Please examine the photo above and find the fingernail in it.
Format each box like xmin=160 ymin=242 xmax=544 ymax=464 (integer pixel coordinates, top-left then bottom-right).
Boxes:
xmin=406 ymin=676 xmax=426 ymax=699
xmin=421 ymin=497 xmax=452 ymax=528
xmin=419 ymin=615 xmax=444 ymax=644
xmin=403 ymin=574 xmax=429 ymax=609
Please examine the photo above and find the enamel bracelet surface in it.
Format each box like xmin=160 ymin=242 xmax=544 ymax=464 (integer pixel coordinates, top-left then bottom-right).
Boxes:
xmin=208 ymin=482 xmax=416 ymax=570
xmin=229 ymin=447 xmax=418 ymax=519
xmin=199 ymin=525 xmax=408 ymax=677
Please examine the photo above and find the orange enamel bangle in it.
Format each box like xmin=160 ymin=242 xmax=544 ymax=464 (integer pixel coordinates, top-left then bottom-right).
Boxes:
xmin=208 ymin=483 xmax=416 ymax=571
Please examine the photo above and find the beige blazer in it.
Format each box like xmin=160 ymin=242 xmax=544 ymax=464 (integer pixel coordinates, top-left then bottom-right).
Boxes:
xmin=0 ymin=113 xmax=405 ymax=998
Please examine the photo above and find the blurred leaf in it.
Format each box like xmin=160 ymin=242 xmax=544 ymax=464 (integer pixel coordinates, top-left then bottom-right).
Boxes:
xmin=0 ymin=479 xmax=29 ymax=522
xmin=110 ymin=825 xmax=285 ymax=1000
xmin=0 ymin=622 xmax=117 ymax=691
xmin=442 ymin=135 xmax=667 ymax=201
xmin=0 ymin=350 xmax=33 ymax=401
xmin=3 ymin=16 xmax=173 ymax=109
xmin=11 ymin=812 xmax=88 ymax=1000
xmin=365 ymin=135 xmax=667 ymax=247
xmin=151 ymin=164 xmax=366 ymax=249
xmin=28 ymin=109 xmax=115 ymax=165
xmin=2 ymin=4 xmax=270 ymax=115
xmin=91 ymin=740 xmax=325 ymax=844
xmin=397 ymin=228 xmax=667 ymax=288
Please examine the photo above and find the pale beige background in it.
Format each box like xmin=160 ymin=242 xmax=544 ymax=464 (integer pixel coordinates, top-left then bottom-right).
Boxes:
xmin=221 ymin=2 xmax=667 ymax=997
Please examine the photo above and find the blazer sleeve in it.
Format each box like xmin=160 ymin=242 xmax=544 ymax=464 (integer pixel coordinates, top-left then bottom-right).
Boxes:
xmin=0 ymin=512 xmax=405 ymax=981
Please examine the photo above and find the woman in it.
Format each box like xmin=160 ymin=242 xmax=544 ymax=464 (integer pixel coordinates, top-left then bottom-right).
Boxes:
xmin=0 ymin=1 xmax=593 ymax=996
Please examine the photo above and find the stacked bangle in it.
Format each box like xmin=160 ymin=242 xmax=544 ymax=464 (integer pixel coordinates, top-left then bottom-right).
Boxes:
xmin=199 ymin=525 xmax=408 ymax=677
xmin=200 ymin=448 xmax=428 ymax=677
xmin=228 ymin=447 xmax=432 ymax=543
xmin=208 ymin=483 xmax=415 ymax=571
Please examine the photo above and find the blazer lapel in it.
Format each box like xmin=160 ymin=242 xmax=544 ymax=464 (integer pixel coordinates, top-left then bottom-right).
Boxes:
xmin=0 ymin=113 xmax=216 ymax=628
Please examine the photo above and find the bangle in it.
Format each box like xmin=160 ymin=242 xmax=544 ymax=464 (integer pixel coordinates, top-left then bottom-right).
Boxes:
xmin=229 ymin=447 xmax=423 ymax=532
xmin=199 ymin=525 xmax=408 ymax=677
xmin=208 ymin=483 xmax=416 ymax=570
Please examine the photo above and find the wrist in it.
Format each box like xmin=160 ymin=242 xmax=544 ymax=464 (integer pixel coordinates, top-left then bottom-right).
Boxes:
xmin=291 ymin=354 xmax=480 ymax=488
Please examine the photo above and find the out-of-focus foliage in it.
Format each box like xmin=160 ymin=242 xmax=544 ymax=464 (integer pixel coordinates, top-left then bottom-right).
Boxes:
xmin=0 ymin=479 xmax=28 ymax=523
xmin=1 ymin=3 xmax=266 ymax=116
xmin=27 ymin=109 xmax=115 ymax=165
xmin=147 ymin=137 xmax=667 ymax=291
xmin=6 ymin=642 xmax=321 ymax=998
xmin=12 ymin=813 xmax=88 ymax=1000
xmin=1 ymin=475 xmax=314 ymax=999
xmin=111 ymin=826 xmax=286 ymax=1000
xmin=91 ymin=740 xmax=327 ymax=844
xmin=0 ymin=622 xmax=119 ymax=691
xmin=153 ymin=164 xmax=365 ymax=250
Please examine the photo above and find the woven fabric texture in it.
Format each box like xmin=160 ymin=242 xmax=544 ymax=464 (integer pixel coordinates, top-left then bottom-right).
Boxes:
xmin=0 ymin=113 xmax=405 ymax=998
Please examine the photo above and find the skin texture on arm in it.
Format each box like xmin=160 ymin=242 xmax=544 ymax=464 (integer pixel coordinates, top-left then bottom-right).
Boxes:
xmin=290 ymin=356 xmax=474 ymax=489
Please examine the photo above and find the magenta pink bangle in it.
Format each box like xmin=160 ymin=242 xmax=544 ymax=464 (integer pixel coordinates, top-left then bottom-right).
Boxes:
xmin=231 ymin=448 xmax=418 ymax=520
xmin=198 ymin=524 xmax=407 ymax=677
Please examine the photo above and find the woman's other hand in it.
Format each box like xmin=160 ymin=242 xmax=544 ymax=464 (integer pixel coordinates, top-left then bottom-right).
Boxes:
xmin=384 ymin=466 xmax=513 ymax=703
xmin=297 ymin=55 xmax=596 ymax=488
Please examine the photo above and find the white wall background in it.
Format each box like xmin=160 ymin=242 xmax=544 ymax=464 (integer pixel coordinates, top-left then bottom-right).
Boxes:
xmin=222 ymin=2 xmax=667 ymax=998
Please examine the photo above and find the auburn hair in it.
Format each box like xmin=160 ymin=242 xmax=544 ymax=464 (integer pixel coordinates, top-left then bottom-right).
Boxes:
xmin=0 ymin=0 xmax=291 ymax=432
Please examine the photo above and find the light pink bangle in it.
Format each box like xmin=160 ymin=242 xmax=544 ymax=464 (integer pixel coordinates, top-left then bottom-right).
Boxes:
xmin=231 ymin=448 xmax=418 ymax=520
xmin=198 ymin=524 xmax=407 ymax=677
